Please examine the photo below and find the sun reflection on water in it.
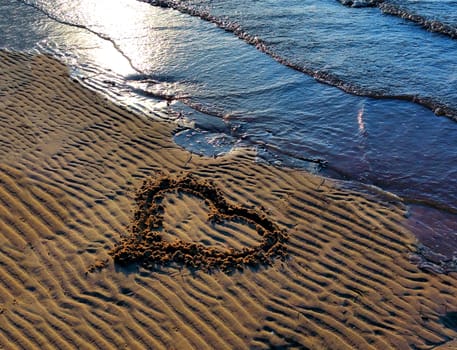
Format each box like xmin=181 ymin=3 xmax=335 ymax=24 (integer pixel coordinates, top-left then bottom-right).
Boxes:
xmin=357 ymin=105 xmax=366 ymax=135
xmin=49 ymin=0 xmax=180 ymax=75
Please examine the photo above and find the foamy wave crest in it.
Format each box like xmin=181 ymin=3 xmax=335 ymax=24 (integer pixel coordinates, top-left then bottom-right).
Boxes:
xmin=337 ymin=0 xmax=383 ymax=8
xmin=379 ymin=3 xmax=457 ymax=39
xmin=338 ymin=0 xmax=457 ymax=39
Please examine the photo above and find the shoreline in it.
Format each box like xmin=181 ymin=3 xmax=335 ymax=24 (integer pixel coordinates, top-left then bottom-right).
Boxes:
xmin=1 ymin=50 xmax=457 ymax=349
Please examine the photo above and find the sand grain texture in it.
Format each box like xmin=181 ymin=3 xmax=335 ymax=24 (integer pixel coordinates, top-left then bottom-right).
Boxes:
xmin=1 ymin=50 xmax=457 ymax=349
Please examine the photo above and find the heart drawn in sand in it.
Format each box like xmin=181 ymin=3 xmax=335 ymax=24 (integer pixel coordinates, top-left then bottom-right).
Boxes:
xmin=109 ymin=173 xmax=288 ymax=272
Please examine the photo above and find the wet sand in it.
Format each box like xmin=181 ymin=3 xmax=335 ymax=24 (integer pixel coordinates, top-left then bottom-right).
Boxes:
xmin=1 ymin=50 xmax=457 ymax=349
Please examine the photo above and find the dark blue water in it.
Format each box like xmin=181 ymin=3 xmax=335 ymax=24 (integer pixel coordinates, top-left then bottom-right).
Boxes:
xmin=2 ymin=0 xmax=457 ymax=271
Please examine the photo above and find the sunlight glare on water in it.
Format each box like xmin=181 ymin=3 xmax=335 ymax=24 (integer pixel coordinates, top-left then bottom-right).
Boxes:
xmin=28 ymin=0 xmax=183 ymax=75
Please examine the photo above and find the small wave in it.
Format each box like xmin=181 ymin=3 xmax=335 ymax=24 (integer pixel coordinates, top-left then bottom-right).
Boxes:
xmin=140 ymin=0 xmax=457 ymax=121
xmin=338 ymin=0 xmax=457 ymax=39
xmin=337 ymin=0 xmax=383 ymax=8
xmin=379 ymin=3 xmax=457 ymax=39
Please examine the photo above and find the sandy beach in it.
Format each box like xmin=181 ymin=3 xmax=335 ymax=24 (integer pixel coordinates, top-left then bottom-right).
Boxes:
xmin=1 ymin=50 xmax=457 ymax=349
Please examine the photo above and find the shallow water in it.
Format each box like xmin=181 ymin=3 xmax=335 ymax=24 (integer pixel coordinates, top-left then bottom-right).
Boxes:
xmin=2 ymin=0 xmax=457 ymax=269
